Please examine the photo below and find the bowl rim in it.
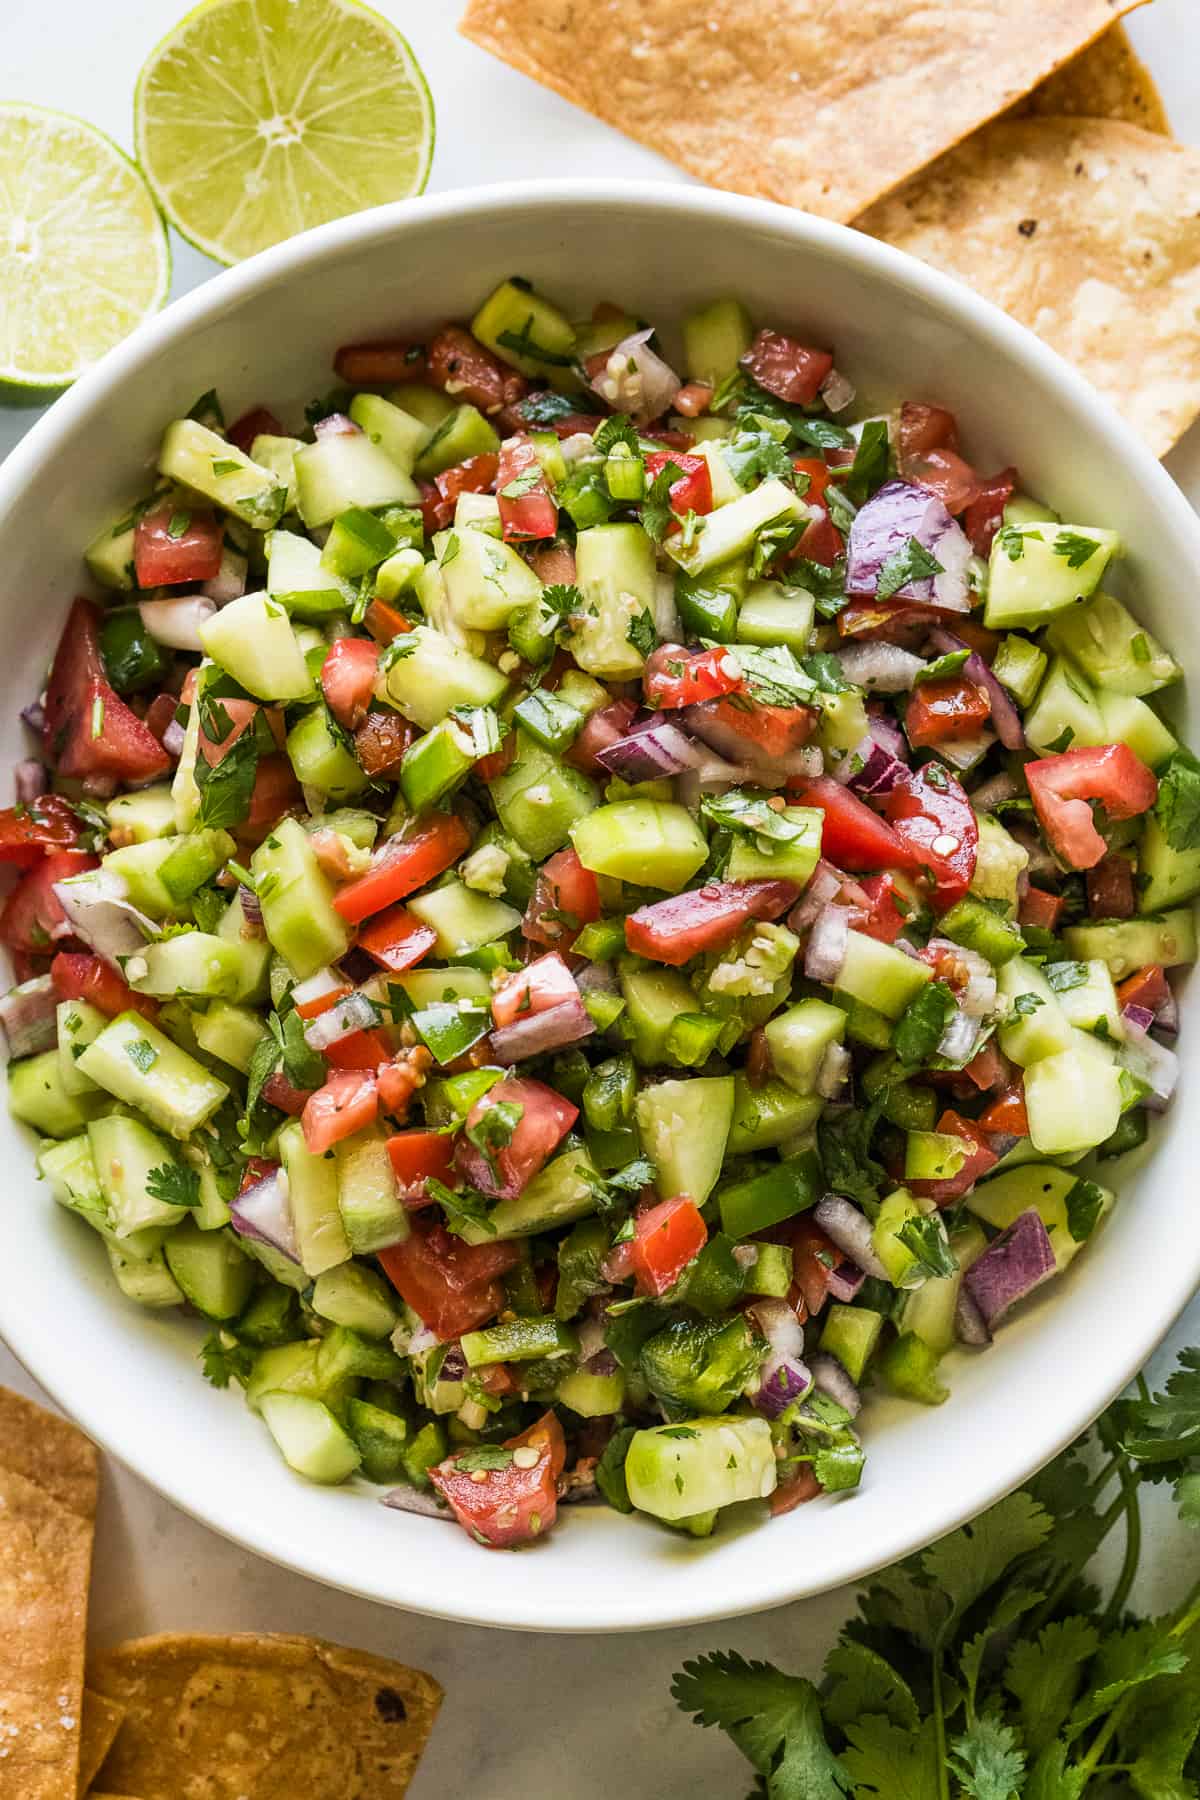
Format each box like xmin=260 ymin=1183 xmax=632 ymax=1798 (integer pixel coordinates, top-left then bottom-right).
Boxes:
xmin=3 ymin=177 xmax=1200 ymax=1634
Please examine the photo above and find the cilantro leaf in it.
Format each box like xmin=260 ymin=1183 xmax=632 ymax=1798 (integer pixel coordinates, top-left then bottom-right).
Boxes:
xmin=1021 ymin=1743 xmax=1087 ymax=1800
xmin=539 ymin=582 xmax=582 ymax=618
xmin=876 ymin=536 xmax=944 ymax=602
xmin=594 ymin=1424 xmax=637 ymax=1514
xmin=672 ymin=1652 xmax=852 ymax=1800
xmin=145 ymin=1162 xmax=202 ymax=1211
xmin=701 ymin=789 xmax=809 ymax=851
xmin=124 ymin=1036 xmax=158 ymax=1074
xmin=195 ymin=708 xmax=271 ymax=830
xmin=1065 ymin=1621 xmax=1188 ymax=1737
xmin=947 ymin=1716 xmax=1025 ymax=1800
xmin=1051 ymin=531 xmax=1103 ymax=571
xmin=840 ymin=1714 xmax=942 ymax=1800
xmin=426 ymin=1175 xmax=496 ymax=1240
xmin=818 ymin=1100 xmax=887 ymax=1206
xmin=593 ymin=413 xmax=640 ymax=456
xmin=1044 ymin=961 xmax=1090 ymax=993
xmin=831 ymin=417 xmax=890 ymax=508
xmin=896 ymin=1213 xmax=958 ymax=1281
xmin=722 ymin=428 xmax=797 ymax=490
xmin=199 ymin=1331 xmax=254 ymax=1390
xmin=452 ymin=1444 xmax=515 ymax=1473
xmin=919 ymin=1491 xmax=1054 ymax=1647
xmin=517 ymin=390 xmax=577 ymax=428
xmin=734 ymin=643 xmax=817 ymax=708
xmin=464 ymin=1098 xmax=524 ymax=1181
xmin=626 ymin=606 xmax=658 ymax=659
xmin=750 ymin=509 xmax=807 ymax=578
xmin=893 ymin=982 xmax=957 ymax=1066
xmin=642 ymin=461 xmax=685 ymax=544
xmin=821 ymin=1642 xmax=920 ymax=1733
xmin=1012 ymin=990 xmax=1044 ymax=1018
xmin=1004 ymin=1616 xmax=1099 ymax=1757
xmin=1122 ymin=1348 xmax=1200 ymax=1463
xmin=1064 ymin=1177 xmax=1107 ymax=1244
xmin=1154 ymin=750 xmax=1200 ymax=853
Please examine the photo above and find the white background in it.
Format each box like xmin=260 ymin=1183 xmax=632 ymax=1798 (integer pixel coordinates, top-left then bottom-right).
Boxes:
xmin=3 ymin=4 xmax=1200 ymax=1794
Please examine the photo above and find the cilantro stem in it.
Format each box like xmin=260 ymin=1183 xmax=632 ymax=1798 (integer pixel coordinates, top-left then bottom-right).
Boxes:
xmin=1099 ymin=1467 xmax=1141 ymax=1632
xmin=1026 ymin=1481 xmax=1129 ymax=1639
xmin=931 ymin=1653 xmax=950 ymax=1800
xmin=1075 ymin=1573 xmax=1200 ymax=1791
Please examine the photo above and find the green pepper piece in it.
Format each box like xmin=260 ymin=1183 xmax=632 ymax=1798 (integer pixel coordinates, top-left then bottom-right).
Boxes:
xmin=639 ymin=1315 xmax=764 ymax=1415
xmin=574 ymin=918 xmax=628 ymax=962
xmin=461 ymin=1316 xmax=577 ymax=1367
xmin=717 ymin=1152 xmax=821 ymax=1239
xmin=399 ymin=1419 xmax=448 ymax=1489
xmin=583 ymin=1052 xmax=636 ymax=1133
xmin=99 ymin=607 xmax=170 ymax=695
xmin=938 ymin=894 xmax=1024 ymax=966
xmin=399 ymin=721 xmax=475 ymax=811
xmin=512 ymin=687 xmax=585 ymax=752
xmin=675 ymin=1232 xmax=746 ymax=1318
xmin=877 ymin=1331 xmax=949 ymax=1406
xmin=555 ymin=1216 xmax=612 ymax=1321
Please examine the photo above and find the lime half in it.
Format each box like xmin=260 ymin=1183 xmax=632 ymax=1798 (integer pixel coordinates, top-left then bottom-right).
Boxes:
xmin=0 ymin=105 xmax=170 ymax=389
xmin=135 ymin=0 xmax=435 ymax=266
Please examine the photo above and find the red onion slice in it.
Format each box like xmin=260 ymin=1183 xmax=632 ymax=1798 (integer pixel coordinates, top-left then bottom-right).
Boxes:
xmin=928 ymin=628 xmax=1025 ymax=750
xmin=816 ymin=1042 xmax=851 ymax=1098
xmin=937 ymin=731 xmax=996 ymax=774
xmin=588 ymin=327 xmax=682 ymax=423
xmin=937 ymin=1007 xmax=983 ymax=1065
xmin=837 ymin=734 xmax=908 ymax=799
xmin=381 ymin=1487 xmax=453 ymax=1519
xmin=956 ymin=1284 xmax=992 ymax=1346
xmin=804 ymin=904 xmax=851 ymax=982
xmin=825 ymin=1259 xmax=865 ymax=1304
xmin=14 ymin=760 xmax=48 ymax=807
xmin=230 ymin=1168 xmax=299 ymax=1262
xmin=746 ymin=1299 xmax=811 ymax=1419
xmin=807 ymin=1350 xmax=862 ymax=1418
xmin=813 ymin=1193 xmax=889 ymax=1280
xmin=20 ymin=699 xmax=45 ymax=735
xmin=963 ymin=1209 xmax=1056 ymax=1329
xmin=52 ymin=868 xmax=157 ymax=962
xmin=847 ymin=479 xmax=973 ymax=609
xmin=1120 ymin=1029 xmax=1178 ymax=1107
xmin=594 ymin=720 xmax=700 ymax=783
xmin=313 ymin=412 xmax=361 ymax=438
xmin=489 ymin=994 xmax=595 ymax=1062
xmin=202 ymin=546 xmax=249 ymax=606
xmin=0 ymin=975 xmax=58 ymax=1058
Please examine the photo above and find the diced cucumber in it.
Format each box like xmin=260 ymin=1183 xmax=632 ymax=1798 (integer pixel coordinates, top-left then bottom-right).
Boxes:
xmin=997 ymin=957 xmax=1073 ymax=1065
xmin=675 ymin=565 xmax=738 ymax=639
xmin=249 ymin=433 xmax=305 ymax=511
xmin=736 ymin=582 xmax=815 ymax=649
xmin=87 ymin=1113 xmax=191 ymax=1237
xmin=489 ymin=729 xmax=598 ymax=861
xmin=413 ymin=405 xmax=501 ymax=481
xmin=245 ymin=1340 xmax=325 ymax=1411
xmin=764 ymin=998 xmax=846 ymax=1095
xmin=199 ymin=592 xmax=313 ymax=702
xmin=158 ymin=828 xmax=237 ymax=907
xmin=107 ymin=784 xmax=178 ymax=845
xmin=741 ymin=1241 xmax=794 ymax=1297
xmin=837 ymin=931 xmax=931 ymax=1017
xmin=266 ymin=529 xmax=354 ymax=619
xmin=1063 ymin=910 xmax=1197 ymax=980
xmin=1096 ymin=690 xmax=1177 ymax=771
xmin=968 ymin=1165 xmax=1111 ymax=1273
xmin=1140 ymin=812 xmax=1200 ymax=912
xmin=635 ymin=1075 xmax=735 ymax=1205
xmin=347 ymin=391 xmax=430 ymax=468
xmin=726 ymin=1076 xmax=823 ymax=1155
xmin=311 ymin=1261 xmax=400 ymax=1338
xmin=77 ymin=1012 xmax=229 ymax=1138
xmin=287 ymin=706 xmax=370 ymax=802
xmin=279 ymin=1118 xmax=352 ymax=1278
xmin=472 ymin=277 xmax=578 ymax=380
xmin=193 ymin=1162 xmax=232 ymax=1231
xmin=667 ymin=479 xmax=808 ymax=577
xmin=682 ymin=298 xmax=754 ymax=388
xmin=832 ymin=990 xmax=894 ymax=1050
xmin=817 ymin=689 xmax=870 ymax=757
xmin=1050 ymin=959 xmax=1122 ymax=1038
xmin=1024 ymin=1040 xmax=1123 ymax=1155
xmin=569 ymin=524 xmax=658 ymax=677
xmin=171 ymin=699 xmax=202 ymax=833
xmin=128 ymin=932 xmax=246 ymax=1000
xmin=294 ymin=435 xmax=419 ymax=527
xmin=374 ymin=546 xmax=425 ymax=602
xmin=192 ymin=1001 xmax=267 ymax=1073
xmin=85 ymin=492 xmax=159 ymax=591
xmin=334 ymin=1129 xmax=410 ymax=1255
xmin=461 ymin=1146 xmax=602 ymax=1242
xmin=436 ymin=525 xmax=543 ymax=631
xmin=625 ymin=1414 xmax=775 ymax=1522
xmin=37 ymin=1134 xmax=113 ymax=1240
xmin=215 ymin=891 xmax=271 ymax=1003
xmin=9 ymin=1050 xmax=106 ymax=1138
xmin=727 ymin=806 xmax=822 ymax=886
xmin=158 ymin=419 xmax=287 ymax=529
xmin=984 ymin=523 xmax=1119 ymax=629
xmin=107 ymin=1240 xmax=185 ymax=1308
xmin=901 ymin=1222 xmax=987 ymax=1354
xmin=1023 ymin=655 xmax=1105 ymax=754
xmin=406 ymin=879 xmax=521 ymax=956
xmin=819 ymin=1305 xmax=885 ymax=1382
xmin=871 ymin=1187 xmax=929 ymax=1288
xmin=252 ymin=815 xmax=352 ymax=980
xmin=237 ymin=1283 xmax=301 ymax=1346
xmin=571 ymin=800 xmax=707 ymax=889
xmin=56 ymin=998 xmax=106 ymax=1096
xmin=391 ymin=383 xmax=456 ymax=429
xmin=970 ymin=813 xmax=1030 ymax=913
xmin=1045 ymin=591 xmax=1181 ymax=696
xmin=258 ymin=1391 xmax=361 ymax=1483
xmin=98 ymin=840 xmax=179 ymax=918
xmin=990 ymin=634 xmax=1047 ymax=708
xmin=386 ymin=966 xmax=492 ymax=1008
xmin=556 ymin=1365 xmax=626 ymax=1417
xmin=618 ymin=964 xmax=698 ymax=1065
xmin=1004 ymin=492 xmax=1059 ymax=527
xmin=163 ymin=1221 xmax=254 ymax=1319
xmin=380 ymin=624 xmax=508 ymax=730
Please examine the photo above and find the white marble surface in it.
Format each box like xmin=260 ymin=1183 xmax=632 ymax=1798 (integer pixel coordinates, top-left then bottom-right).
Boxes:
xmin=3 ymin=4 xmax=1200 ymax=1791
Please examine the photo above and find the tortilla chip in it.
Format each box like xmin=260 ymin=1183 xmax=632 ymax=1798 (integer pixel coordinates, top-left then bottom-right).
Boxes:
xmin=0 ymin=1387 xmax=99 ymax=1523
xmin=78 ymin=1691 xmax=125 ymax=1796
xmin=88 ymin=1634 xmax=442 ymax=1800
xmin=1017 ymin=22 xmax=1169 ymax=134
xmin=0 ymin=1466 xmax=93 ymax=1800
xmin=855 ymin=116 xmax=1200 ymax=457
xmin=458 ymin=0 xmax=1144 ymax=224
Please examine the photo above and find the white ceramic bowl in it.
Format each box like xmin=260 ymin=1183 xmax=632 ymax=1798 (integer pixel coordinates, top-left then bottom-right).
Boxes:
xmin=1 ymin=181 xmax=1198 ymax=1633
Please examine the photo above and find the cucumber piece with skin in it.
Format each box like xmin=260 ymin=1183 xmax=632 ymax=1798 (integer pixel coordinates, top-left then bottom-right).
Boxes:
xmin=837 ymin=930 xmax=932 ymax=1018
xmin=997 ymin=957 xmax=1074 ymax=1066
xmin=990 ymin=634 xmax=1047 ymax=708
xmin=460 ymin=1146 xmax=602 ymax=1244
xmin=1096 ymin=690 xmax=1177 ymax=771
xmin=347 ymin=391 xmax=431 ymax=468
xmin=56 ymin=997 xmax=106 ymax=1096
xmin=1024 ymin=1039 xmax=1123 ymax=1155
xmin=1139 ymin=812 xmax=1200 ymax=913
xmin=1050 ymin=960 xmax=1122 ymax=1039
xmin=334 ymin=1129 xmax=411 ymax=1256
xmin=968 ymin=1165 xmax=1111 ymax=1273
xmin=556 ymin=1365 xmax=626 ymax=1417
xmin=1044 ymin=591 xmax=1181 ymax=697
xmin=727 ymin=806 xmax=822 ymax=886
xmin=380 ymin=625 xmax=508 ymax=731
xmin=405 ymin=879 xmax=521 ymax=957
xmin=682 ymin=298 xmax=754 ymax=387
xmin=249 ymin=433 xmax=305 ymax=512
xmin=1023 ymin=655 xmax=1106 ymax=754
xmin=872 ymin=1186 xmax=931 ymax=1288
xmin=87 ymin=1113 xmax=191 ymax=1237
xmin=618 ymin=964 xmax=699 ymax=1065
xmin=266 ymin=528 xmax=355 ymax=619
xmin=413 ymin=405 xmax=502 ymax=480
xmin=127 ymin=932 xmax=246 ymax=1001
xmin=8 ymin=1050 xmax=107 ymax=1138
xmin=569 ymin=524 xmax=658 ymax=677
xmin=101 ymin=839 xmax=180 ymax=918
xmin=635 ymin=1075 xmax=735 ymax=1205
xmin=287 ymin=706 xmax=370 ymax=802
xmin=215 ymin=891 xmax=271 ymax=1004
xmin=346 ymin=1398 xmax=410 ymax=1483
xmin=625 ymin=1414 xmax=775 ymax=1522
xmin=819 ymin=1305 xmax=886 ymax=1383
xmin=157 ymin=828 xmax=237 ymax=906
xmin=735 ymin=582 xmax=815 ymax=649
xmin=571 ymin=800 xmax=707 ymax=889
xmin=764 ymin=998 xmax=847 ymax=1095
xmin=157 ymin=419 xmax=287 ymax=529
xmin=390 ymin=383 xmax=455 ymax=429
xmin=311 ymin=1262 xmax=401 ymax=1339
xmin=279 ymin=1118 xmax=352 ymax=1278
xmin=472 ymin=277 xmax=578 ymax=381
xmin=1062 ymin=910 xmax=1197 ymax=980
xmin=258 ymin=1391 xmax=361 ymax=1484
xmin=384 ymin=966 xmax=492 ymax=1008
xmin=192 ymin=1001 xmax=267 ymax=1074
xmin=107 ymin=784 xmax=177 ymax=845
xmin=107 ymin=1240 xmax=185 ymax=1308
xmin=489 ymin=730 xmax=599 ymax=862
xmin=199 ymin=592 xmax=313 ymax=702
xmin=294 ymin=434 xmax=419 ymax=527
xmin=726 ymin=1076 xmax=823 ymax=1155
xmin=252 ymin=815 xmax=352 ymax=981
xmin=77 ymin=1012 xmax=229 ymax=1138
xmin=667 ymin=479 xmax=809 ymax=578
xmin=902 ymin=1222 xmax=987 ymax=1353
xmin=163 ymin=1221 xmax=255 ymax=1320
xmin=436 ymin=525 xmax=543 ymax=631
xmin=984 ymin=523 xmax=1120 ymax=629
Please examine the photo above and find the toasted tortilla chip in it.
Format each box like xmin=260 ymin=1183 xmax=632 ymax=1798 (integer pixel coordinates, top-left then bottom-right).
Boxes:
xmin=0 ymin=1466 xmax=93 ymax=1800
xmin=78 ymin=1691 xmax=125 ymax=1796
xmin=856 ymin=117 xmax=1200 ymax=457
xmin=458 ymin=0 xmax=1144 ymax=224
xmin=1018 ymin=22 xmax=1169 ymax=134
xmin=88 ymin=1634 xmax=442 ymax=1800
xmin=0 ymin=1387 xmax=99 ymax=1522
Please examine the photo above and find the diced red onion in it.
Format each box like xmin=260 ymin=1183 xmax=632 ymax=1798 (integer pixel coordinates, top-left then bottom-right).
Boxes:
xmin=752 ymin=1359 xmax=812 ymax=1418
xmin=381 ymin=1487 xmax=452 ymax=1519
xmin=1120 ymin=1029 xmax=1178 ymax=1109
xmin=0 ymin=975 xmax=58 ymax=1058
xmin=230 ymin=1168 xmax=299 ymax=1262
xmin=440 ymin=1343 xmax=468 ymax=1382
xmin=963 ymin=1209 xmax=1056 ymax=1329
xmin=788 ymin=860 xmax=846 ymax=932
xmin=937 ymin=731 xmax=995 ymax=774
xmin=162 ymin=718 xmax=186 ymax=757
xmin=202 ymin=546 xmax=249 ymax=605
xmin=928 ymin=628 xmax=1025 ymax=750
xmin=588 ymin=327 xmax=682 ymax=423
xmin=52 ymin=867 xmax=156 ymax=961
xmin=595 ymin=720 xmax=698 ymax=783
xmin=813 ymin=1193 xmax=889 ymax=1280
xmin=1121 ymin=1003 xmax=1155 ymax=1038
xmin=971 ymin=770 xmax=1021 ymax=810
xmin=867 ymin=713 xmax=909 ymax=763
xmin=807 ymin=1350 xmax=862 ymax=1418
xmin=139 ymin=594 xmax=217 ymax=651
xmin=826 ymin=1259 xmax=865 ymax=1303
xmin=928 ymin=938 xmax=995 ymax=1018
xmin=238 ymin=884 xmax=264 ymax=928
xmin=838 ymin=735 xmax=908 ymax=799
xmin=489 ymin=994 xmax=595 ymax=1062
xmin=303 ymin=990 xmax=379 ymax=1052
xmin=313 ymin=412 xmax=361 ymax=438
xmin=13 ymin=760 xmax=48 ymax=807
xmin=804 ymin=903 xmax=850 ymax=982
xmin=819 ymin=368 xmax=856 ymax=414
xmin=584 ymin=1348 xmax=619 ymax=1378
xmin=835 ymin=643 xmax=925 ymax=693
xmin=20 ymin=699 xmax=45 ymax=735
xmin=1155 ymin=989 xmax=1179 ymax=1037
xmin=747 ymin=1299 xmax=811 ymax=1419
xmin=574 ymin=959 xmax=618 ymax=997
xmin=816 ymin=1042 xmax=851 ymax=1099
xmin=955 ymin=1284 xmax=992 ymax=1346
xmin=846 ymin=479 xmax=972 ymax=611
xmin=938 ymin=1007 xmax=982 ymax=1064
xmin=1011 ymin=827 xmax=1060 ymax=884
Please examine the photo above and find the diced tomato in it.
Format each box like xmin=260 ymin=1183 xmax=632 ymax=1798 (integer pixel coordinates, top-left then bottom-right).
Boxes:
xmin=354 ymin=710 xmax=414 ymax=779
xmin=1117 ymin=964 xmax=1171 ymax=1015
xmin=768 ymin=1464 xmax=823 ymax=1516
xmin=741 ymin=328 xmax=833 ymax=406
xmin=903 ymin=448 xmax=980 ymax=515
xmin=321 ymin=637 xmax=379 ymax=731
xmin=363 ymin=598 xmax=413 ymax=645
xmin=333 ymin=814 xmax=471 ymax=923
xmin=386 ymin=1129 xmax=457 ymax=1205
xmin=899 ymin=401 xmax=959 ymax=460
xmin=301 ymin=1069 xmax=378 ymax=1154
xmin=492 ymin=951 xmax=578 ymax=1026
xmin=759 ymin=1215 xmax=840 ymax=1322
xmin=964 ymin=467 xmax=1017 ymax=556
xmin=641 ymin=425 xmax=695 ymax=452
xmin=792 ymin=505 xmax=844 ymax=569
xmin=240 ymin=1155 xmax=281 ymax=1194
xmin=379 ymin=1218 xmax=521 ymax=1341
xmin=292 ymin=973 xmax=352 ymax=1020
xmin=521 ymin=847 xmax=601 ymax=951
xmin=905 ymin=674 xmax=991 ymax=748
xmin=239 ymin=754 xmax=302 ymax=843
xmin=1026 ymin=745 xmax=1157 ymax=871
xmin=50 ymin=950 xmax=158 ymax=1021
xmin=323 ymin=1027 xmax=394 ymax=1071
xmin=624 ymin=879 xmax=800 ymax=966
xmin=674 ymin=381 xmax=714 ymax=417
xmin=525 ymin=541 xmax=577 ymax=587
xmin=911 ymin=1110 xmax=998 ymax=1205
xmin=357 ymin=904 xmax=437 ymax=973
xmin=642 ymin=449 xmax=714 ymax=524
xmin=427 ymin=326 xmax=526 ymax=416
xmin=857 ymin=872 xmax=908 ymax=944
xmin=882 ymin=764 xmax=979 ymax=909
xmin=978 ymin=1081 xmax=1029 ymax=1138
xmin=629 ymin=1195 xmax=707 ymax=1298
xmin=565 ymin=699 xmax=639 ymax=774
xmin=963 ymin=1039 xmax=1009 ymax=1092
xmin=429 ymin=1411 xmax=565 ymax=1548
xmin=44 ymin=602 xmax=171 ymax=783
xmin=454 ymin=1075 xmax=578 ymax=1200
xmin=694 ymin=692 xmax=818 ymax=760
xmin=495 ymin=436 xmax=558 ymax=542
xmin=1086 ymin=854 xmax=1135 ymax=920
xmin=509 ymin=397 xmax=603 ymax=439
xmin=133 ymin=505 xmax=224 ymax=588
xmin=260 ymin=1070 xmax=315 ymax=1116
xmin=421 ymin=452 xmax=502 ymax=534
xmin=226 ymin=406 xmax=284 ymax=454
xmin=376 ymin=1049 xmax=432 ymax=1118
xmin=333 ymin=339 xmax=427 ymax=385
xmin=792 ymin=456 xmax=833 ymax=502
xmin=1018 ymin=885 xmax=1065 ymax=933
xmin=0 ymin=796 xmax=81 ymax=869
xmin=0 ymin=850 xmax=96 ymax=952
xmin=44 ymin=600 xmax=102 ymax=753
xmin=787 ymin=776 xmax=919 ymax=874
xmin=643 ymin=644 xmax=743 ymax=709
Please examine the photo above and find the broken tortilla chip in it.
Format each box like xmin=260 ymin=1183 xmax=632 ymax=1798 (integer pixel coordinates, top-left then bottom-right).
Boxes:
xmin=855 ymin=116 xmax=1200 ymax=457
xmin=0 ymin=1387 xmax=99 ymax=1523
xmin=0 ymin=1465 xmax=93 ymax=1800
xmin=458 ymin=0 xmax=1145 ymax=224
xmin=78 ymin=1690 xmax=125 ymax=1796
xmin=1017 ymin=22 xmax=1169 ymax=135
xmin=88 ymin=1633 xmax=442 ymax=1800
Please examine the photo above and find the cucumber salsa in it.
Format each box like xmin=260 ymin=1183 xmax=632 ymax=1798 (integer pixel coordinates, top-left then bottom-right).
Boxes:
xmin=3 ymin=279 xmax=1195 ymax=1549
